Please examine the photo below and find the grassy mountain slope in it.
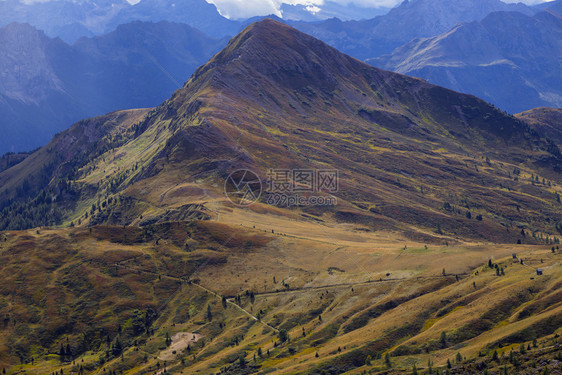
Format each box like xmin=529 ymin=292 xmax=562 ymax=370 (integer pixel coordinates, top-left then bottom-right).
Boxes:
xmin=0 ymin=19 xmax=561 ymax=374
xmin=517 ymin=107 xmax=562 ymax=147
xmin=2 ymin=19 xmax=560 ymax=241
xmin=0 ymin=108 xmax=149 ymax=229
xmin=0 ymin=217 xmax=561 ymax=374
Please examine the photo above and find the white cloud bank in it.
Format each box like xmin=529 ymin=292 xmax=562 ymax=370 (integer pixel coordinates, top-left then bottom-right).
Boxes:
xmin=206 ymin=0 xmax=392 ymax=19
xmin=205 ymin=0 xmax=554 ymax=19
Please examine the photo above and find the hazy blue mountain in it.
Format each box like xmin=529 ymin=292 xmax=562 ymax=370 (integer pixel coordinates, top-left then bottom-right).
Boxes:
xmin=71 ymin=21 xmax=228 ymax=113
xmin=370 ymin=10 xmax=562 ymax=113
xmin=280 ymin=1 xmax=390 ymax=21
xmin=290 ymin=0 xmax=534 ymax=59
xmin=0 ymin=0 xmax=236 ymax=43
xmin=0 ymin=23 xmax=83 ymax=153
xmin=547 ymin=0 xmax=562 ymax=13
xmin=0 ymin=21 xmax=227 ymax=154
xmin=106 ymin=0 xmax=239 ymax=38
xmin=533 ymin=0 xmax=562 ymax=12
xmin=0 ymin=0 xmax=128 ymax=43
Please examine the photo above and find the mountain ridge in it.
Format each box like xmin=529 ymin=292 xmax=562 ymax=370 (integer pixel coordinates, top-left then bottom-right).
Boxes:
xmin=1 ymin=19 xmax=560 ymax=243
xmin=516 ymin=107 xmax=562 ymax=147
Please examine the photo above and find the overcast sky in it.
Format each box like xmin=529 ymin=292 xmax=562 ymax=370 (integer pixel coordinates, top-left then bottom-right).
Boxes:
xmin=205 ymin=0 xmax=553 ymax=19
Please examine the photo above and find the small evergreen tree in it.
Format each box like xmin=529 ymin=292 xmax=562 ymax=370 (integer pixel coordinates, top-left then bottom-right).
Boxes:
xmin=456 ymin=352 xmax=463 ymax=362
xmin=278 ymin=329 xmax=288 ymax=343
xmin=207 ymin=305 xmax=212 ymax=322
xmin=385 ymin=353 xmax=391 ymax=368
xmin=440 ymin=331 xmax=447 ymax=347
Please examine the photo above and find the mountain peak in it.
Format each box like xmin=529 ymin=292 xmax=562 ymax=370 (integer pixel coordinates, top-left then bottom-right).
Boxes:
xmin=1 ymin=22 xmax=44 ymax=38
xmin=187 ymin=18 xmax=361 ymax=95
xmin=221 ymin=18 xmax=321 ymax=57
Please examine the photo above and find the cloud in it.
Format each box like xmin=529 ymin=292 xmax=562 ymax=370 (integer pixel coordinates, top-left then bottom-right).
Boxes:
xmin=205 ymin=0 xmax=320 ymax=19
xmin=206 ymin=0 xmax=400 ymax=19
xmin=206 ymin=0 xmax=554 ymax=19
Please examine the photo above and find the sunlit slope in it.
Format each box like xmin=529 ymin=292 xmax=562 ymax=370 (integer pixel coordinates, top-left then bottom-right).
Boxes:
xmin=0 ymin=221 xmax=560 ymax=374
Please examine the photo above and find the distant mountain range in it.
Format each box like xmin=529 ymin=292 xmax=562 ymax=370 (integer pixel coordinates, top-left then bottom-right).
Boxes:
xmin=279 ymin=1 xmax=390 ymax=22
xmin=0 ymin=0 xmax=128 ymax=43
xmin=289 ymin=0 xmax=535 ymax=59
xmin=0 ymin=21 xmax=227 ymax=154
xmin=370 ymin=9 xmax=562 ymax=113
xmin=0 ymin=0 xmax=539 ymax=44
xmin=0 ymin=0 xmax=389 ymax=43
xmin=106 ymin=0 xmax=239 ymax=38
xmin=0 ymin=0 xmax=560 ymax=154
